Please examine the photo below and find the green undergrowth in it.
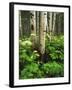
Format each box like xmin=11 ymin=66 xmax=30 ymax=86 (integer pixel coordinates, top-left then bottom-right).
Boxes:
xmin=19 ymin=35 xmax=64 ymax=79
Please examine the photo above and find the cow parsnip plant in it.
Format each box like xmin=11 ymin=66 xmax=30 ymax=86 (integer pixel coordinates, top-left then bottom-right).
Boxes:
xmin=19 ymin=35 xmax=64 ymax=79
xmin=43 ymin=61 xmax=64 ymax=77
xmin=45 ymin=35 xmax=64 ymax=62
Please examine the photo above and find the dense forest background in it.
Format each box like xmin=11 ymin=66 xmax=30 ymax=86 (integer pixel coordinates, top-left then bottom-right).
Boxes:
xmin=19 ymin=10 xmax=64 ymax=79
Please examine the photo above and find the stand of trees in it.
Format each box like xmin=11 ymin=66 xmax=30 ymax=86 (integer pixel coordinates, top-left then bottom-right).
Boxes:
xmin=19 ymin=11 xmax=64 ymax=55
xmin=19 ymin=10 xmax=64 ymax=79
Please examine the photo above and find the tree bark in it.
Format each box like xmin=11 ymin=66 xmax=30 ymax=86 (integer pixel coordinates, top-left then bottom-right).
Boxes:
xmin=19 ymin=11 xmax=22 ymax=38
xmin=36 ymin=11 xmax=39 ymax=36
xmin=36 ymin=11 xmax=40 ymax=47
xmin=53 ymin=12 xmax=56 ymax=34
xmin=39 ymin=11 xmax=47 ymax=55
xmin=49 ymin=12 xmax=52 ymax=41
xmin=30 ymin=11 xmax=36 ymax=47
xmin=46 ymin=12 xmax=49 ymax=33
xmin=58 ymin=14 xmax=61 ymax=34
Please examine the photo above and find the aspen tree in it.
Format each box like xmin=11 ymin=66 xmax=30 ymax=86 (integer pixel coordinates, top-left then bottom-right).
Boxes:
xmin=30 ymin=11 xmax=36 ymax=47
xmin=53 ymin=12 xmax=56 ymax=33
xmin=39 ymin=11 xmax=47 ymax=55
xmin=49 ymin=12 xmax=52 ymax=41
xmin=19 ymin=11 xmax=22 ymax=37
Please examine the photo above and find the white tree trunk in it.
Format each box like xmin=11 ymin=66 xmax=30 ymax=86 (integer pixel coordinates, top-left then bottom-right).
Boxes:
xmin=30 ymin=11 xmax=36 ymax=47
xmin=36 ymin=11 xmax=39 ymax=35
xmin=39 ymin=12 xmax=47 ymax=54
xmin=30 ymin=11 xmax=36 ymax=34
xmin=53 ymin=12 xmax=56 ymax=33
xmin=36 ymin=11 xmax=40 ymax=47
xmin=19 ymin=11 xmax=22 ymax=37
xmin=49 ymin=12 xmax=52 ymax=41
xmin=47 ymin=12 xmax=49 ymax=33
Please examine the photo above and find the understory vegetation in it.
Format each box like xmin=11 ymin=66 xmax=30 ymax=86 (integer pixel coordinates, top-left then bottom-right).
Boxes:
xmin=19 ymin=35 xmax=64 ymax=79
